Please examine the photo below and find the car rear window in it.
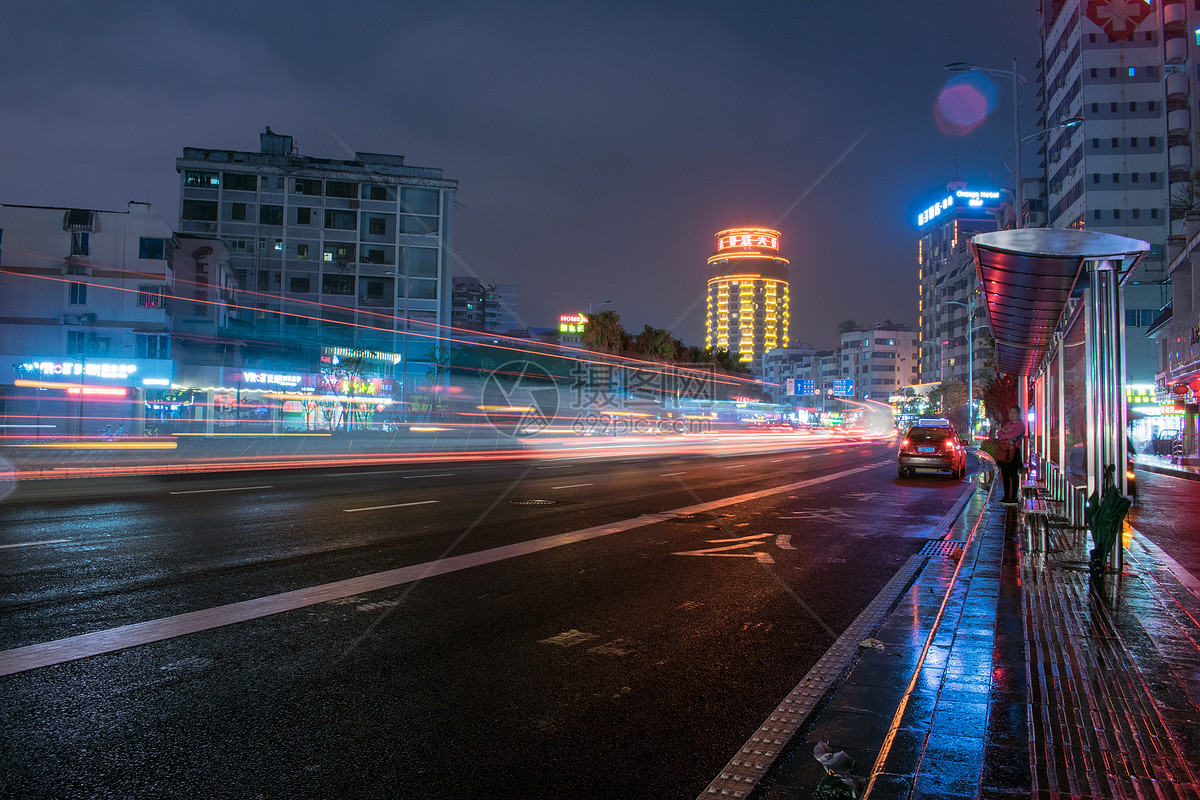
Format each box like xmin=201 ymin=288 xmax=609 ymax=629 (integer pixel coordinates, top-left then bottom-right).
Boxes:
xmin=906 ymin=427 xmax=952 ymax=440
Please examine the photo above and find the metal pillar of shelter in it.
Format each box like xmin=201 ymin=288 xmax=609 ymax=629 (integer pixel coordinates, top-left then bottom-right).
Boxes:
xmin=970 ymin=229 xmax=1148 ymax=576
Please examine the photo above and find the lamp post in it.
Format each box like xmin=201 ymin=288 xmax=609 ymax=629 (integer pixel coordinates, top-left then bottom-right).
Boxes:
xmin=945 ymin=59 xmax=1025 ymax=229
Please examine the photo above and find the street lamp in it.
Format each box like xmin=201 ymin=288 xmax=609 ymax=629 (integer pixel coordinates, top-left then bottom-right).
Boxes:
xmin=945 ymin=59 xmax=1025 ymax=229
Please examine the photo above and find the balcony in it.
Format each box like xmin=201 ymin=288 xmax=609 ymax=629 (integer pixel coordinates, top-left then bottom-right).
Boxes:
xmin=1164 ymin=0 xmax=1186 ymax=28
xmin=1170 ymin=145 xmax=1193 ymax=169
xmin=1169 ymin=108 xmax=1191 ymax=135
xmin=1167 ymin=70 xmax=1190 ymax=100
xmin=1166 ymin=34 xmax=1189 ymax=63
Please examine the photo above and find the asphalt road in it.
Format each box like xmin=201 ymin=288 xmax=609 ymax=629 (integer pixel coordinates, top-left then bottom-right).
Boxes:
xmin=1129 ymin=467 xmax=1200 ymax=578
xmin=0 ymin=441 xmax=977 ymax=799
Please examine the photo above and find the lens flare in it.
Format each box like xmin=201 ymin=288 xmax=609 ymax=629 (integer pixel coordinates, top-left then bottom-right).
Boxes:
xmin=934 ymin=74 xmax=997 ymax=136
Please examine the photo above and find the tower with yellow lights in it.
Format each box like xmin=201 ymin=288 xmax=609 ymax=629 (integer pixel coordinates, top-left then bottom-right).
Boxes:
xmin=705 ymin=227 xmax=790 ymax=373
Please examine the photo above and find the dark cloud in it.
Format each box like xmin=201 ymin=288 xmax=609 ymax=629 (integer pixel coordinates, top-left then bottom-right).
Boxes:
xmin=1 ymin=0 xmax=1038 ymax=348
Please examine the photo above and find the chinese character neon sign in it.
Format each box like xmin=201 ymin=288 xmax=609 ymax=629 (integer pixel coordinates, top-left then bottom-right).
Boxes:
xmin=559 ymin=312 xmax=587 ymax=334
xmin=716 ymin=228 xmax=780 ymax=252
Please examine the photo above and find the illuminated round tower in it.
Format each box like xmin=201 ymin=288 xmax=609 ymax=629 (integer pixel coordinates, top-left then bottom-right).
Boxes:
xmin=705 ymin=227 xmax=790 ymax=372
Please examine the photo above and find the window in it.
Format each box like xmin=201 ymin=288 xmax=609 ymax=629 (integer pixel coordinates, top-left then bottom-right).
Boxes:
xmin=405 ymin=279 xmax=437 ymax=300
xmin=137 ymin=285 xmax=165 ymax=308
xmin=1147 ymin=67 xmax=1157 ymax=79
xmin=1093 ymin=173 xmax=1100 ymax=184
xmin=1111 ymin=137 xmax=1119 ymax=148
xmin=1151 ymin=208 xmax=1159 ymax=219
xmin=1113 ymin=209 xmax=1121 ymax=219
xmin=1128 ymin=69 xmax=1136 ymax=78
xmin=323 ymin=243 xmax=355 ymax=263
xmin=1151 ymin=172 xmax=1159 ymax=182
xmin=1148 ymin=100 xmax=1156 ymax=110
xmin=294 ymin=179 xmax=322 ymax=196
xmin=1094 ymin=210 xmax=1102 ymax=220
xmin=70 ymin=231 xmax=89 ymax=255
xmin=321 ymin=274 xmax=354 ymax=295
xmin=184 ymin=170 xmax=219 ymax=188
xmin=324 ymin=210 xmax=356 ymax=230
xmin=229 ymin=238 xmax=253 ymax=253
xmin=368 ymin=216 xmax=387 ymax=236
xmin=325 ymin=181 xmax=357 ymax=198
xmin=297 ymin=244 xmax=310 ymax=260
xmin=1126 ymin=309 xmax=1140 ymax=327
xmin=259 ymin=205 xmax=283 ymax=226
xmin=1089 ymin=34 xmax=1096 ymax=43
xmin=1132 ymin=173 xmax=1139 ymax=183
xmin=363 ymin=248 xmax=387 ymax=264
xmin=1130 ymin=137 xmax=1138 ymax=147
xmin=363 ymin=184 xmax=389 ymax=200
xmin=290 ymin=276 xmax=311 ymax=293
xmin=1109 ymin=68 xmax=1117 ymax=78
xmin=1129 ymin=101 xmax=1137 ymax=111
xmin=136 ymin=334 xmax=170 ymax=360
xmin=69 ymin=282 xmax=87 ymax=305
xmin=67 ymin=330 xmax=86 ymax=355
xmin=399 ymin=215 xmax=439 ymax=234
xmin=1110 ymin=102 xmax=1118 ymax=113
xmin=182 ymin=200 xmax=218 ymax=221
xmin=1112 ymin=173 xmax=1120 ymax=183
xmin=295 ymin=207 xmax=311 ymax=225
xmin=401 ymin=187 xmax=439 ymax=215
xmin=223 ymin=173 xmax=257 ymax=191
xmin=1142 ymin=309 xmax=1157 ymax=327
xmin=1149 ymin=137 xmax=1157 ymax=146
xmin=1090 ymin=103 xmax=1099 ymax=114
xmin=1090 ymin=68 xmax=1098 ymax=78
xmin=406 ymin=247 xmax=439 ymax=277
xmin=1132 ymin=208 xmax=1140 ymax=219
xmin=1091 ymin=138 xmax=1100 ymax=149
xmin=231 ymin=202 xmax=247 ymax=221
xmin=139 ymin=237 xmax=166 ymax=259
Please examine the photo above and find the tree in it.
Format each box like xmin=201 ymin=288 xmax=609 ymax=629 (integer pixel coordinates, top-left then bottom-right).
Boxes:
xmin=980 ymin=373 xmax=1019 ymax=428
xmin=582 ymin=310 xmax=629 ymax=353
xmin=837 ymin=319 xmax=861 ymax=334
xmin=930 ymin=379 xmax=969 ymax=435
xmin=632 ymin=325 xmax=676 ymax=360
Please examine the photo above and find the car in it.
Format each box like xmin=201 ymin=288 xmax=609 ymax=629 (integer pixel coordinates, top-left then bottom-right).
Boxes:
xmin=898 ymin=425 xmax=966 ymax=479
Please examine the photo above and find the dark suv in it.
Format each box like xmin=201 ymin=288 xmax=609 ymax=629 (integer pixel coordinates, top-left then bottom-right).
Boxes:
xmin=898 ymin=425 xmax=966 ymax=479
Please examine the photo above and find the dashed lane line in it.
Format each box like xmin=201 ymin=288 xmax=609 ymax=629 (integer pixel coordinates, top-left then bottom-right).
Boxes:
xmin=0 ymin=461 xmax=888 ymax=677
xmin=168 ymin=485 xmax=274 ymax=495
xmin=343 ymin=499 xmax=440 ymax=513
xmin=0 ymin=539 xmax=69 ymax=550
xmin=551 ymin=483 xmax=594 ymax=490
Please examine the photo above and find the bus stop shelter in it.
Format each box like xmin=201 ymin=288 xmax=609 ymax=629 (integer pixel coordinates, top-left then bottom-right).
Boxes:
xmin=970 ymin=228 xmax=1149 ymax=574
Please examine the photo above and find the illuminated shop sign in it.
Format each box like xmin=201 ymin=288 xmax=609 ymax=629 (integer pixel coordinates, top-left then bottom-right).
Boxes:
xmin=321 ymin=347 xmax=403 ymax=365
xmin=20 ymin=361 xmax=138 ymax=380
xmin=717 ymin=228 xmax=780 ymax=252
xmin=917 ymin=188 xmax=1002 ymax=226
xmin=559 ymin=313 xmax=587 ymax=334
xmin=242 ymin=371 xmax=303 ymax=387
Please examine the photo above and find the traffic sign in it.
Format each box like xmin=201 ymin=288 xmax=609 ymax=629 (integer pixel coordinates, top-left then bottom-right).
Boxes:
xmin=793 ymin=378 xmax=816 ymax=396
xmin=831 ymin=379 xmax=854 ymax=396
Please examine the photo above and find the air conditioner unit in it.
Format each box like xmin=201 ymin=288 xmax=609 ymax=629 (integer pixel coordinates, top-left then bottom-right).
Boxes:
xmin=81 ymin=313 xmax=97 ymax=325
xmin=60 ymin=314 xmax=74 ymax=325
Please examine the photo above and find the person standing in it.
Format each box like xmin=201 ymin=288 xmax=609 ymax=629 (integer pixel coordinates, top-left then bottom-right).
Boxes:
xmin=995 ymin=405 xmax=1026 ymax=505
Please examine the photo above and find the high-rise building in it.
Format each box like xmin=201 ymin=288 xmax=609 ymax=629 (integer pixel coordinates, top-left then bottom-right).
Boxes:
xmin=915 ymin=178 xmax=1002 ymax=385
xmin=705 ymin=227 xmax=789 ymax=373
xmin=839 ymin=323 xmax=920 ymax=401
xmin=1038 ymin=1 xmax=1177 ymax=385
xmin=176 ymin=128 xmax=458 ymax=368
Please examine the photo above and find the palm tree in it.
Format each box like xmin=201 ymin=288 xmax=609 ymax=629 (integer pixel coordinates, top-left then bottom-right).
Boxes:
xmin=583 ymin=310 xmax=629 ymax=353
xmin=633 ymin=325 xmax=676 ymax=360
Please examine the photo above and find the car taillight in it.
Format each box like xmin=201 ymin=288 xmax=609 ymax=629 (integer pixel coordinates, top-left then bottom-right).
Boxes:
xmin=899 ymin=438 xmax=911 ymax=452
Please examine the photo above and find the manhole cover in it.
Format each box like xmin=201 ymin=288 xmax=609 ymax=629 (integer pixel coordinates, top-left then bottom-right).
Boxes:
xmin=919 ymin=539 xmax=967 ymax=557
xmin=510 ymin=499 xmax=557 ymax=506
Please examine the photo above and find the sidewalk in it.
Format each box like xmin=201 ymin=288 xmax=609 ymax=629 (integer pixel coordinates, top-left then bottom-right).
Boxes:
xmin=1135 ymin=452 xmax=1200 ymax=482
xmin=749 ymin=475 xmax=1200 ymax=799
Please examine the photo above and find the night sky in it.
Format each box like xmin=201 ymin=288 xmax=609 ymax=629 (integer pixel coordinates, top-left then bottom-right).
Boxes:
xmin=2 ymin=1 xmax=1039 ymax=350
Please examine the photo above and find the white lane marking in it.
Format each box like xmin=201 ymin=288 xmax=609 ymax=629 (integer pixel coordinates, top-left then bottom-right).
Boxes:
xmin=661 ymin=472 xmax=687 ymax=476
xmin=769 ymin=459 xmax=786 ymax=463
xmin=169 ymin=485 xmax=273 ymax=495
xmin=723 ymin=463 xmax=747 ymax=469
xmin=0 ymin=539 xmax=69 ymax=550
xmin=776 ymin=535 xmax=796 ymax=550
xmin=0 ymin=461 xmax=881 ymax=677
xmin=402 ymin=473 xmax=455 ymax=479
xmin=552 ymin=483 xmax=594 ymax=490
xmin=536 ymin=465 xmax=574 ymax=470
xmin=706 ymin=533 xmax=772 ymax=544
xmin=343 ymin=500 xmax=440 ymax=513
